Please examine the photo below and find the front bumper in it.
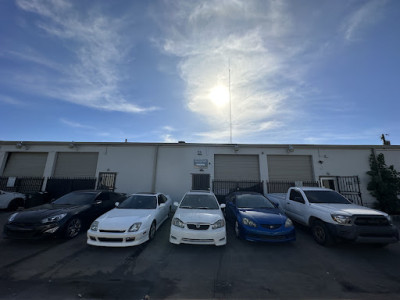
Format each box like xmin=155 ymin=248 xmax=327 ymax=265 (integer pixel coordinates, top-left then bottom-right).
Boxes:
xmin=170 ymin=225 xmax=226 ymax=246
xmin=3 ymin=222 xmax=62 ymax=239
xmin=87 ymin=228 xmax=149 ymax=247
xmin=326 ymin=223 xmax=399 ymax=244
xmin=241 ymin=225 xmax=296 ymax=243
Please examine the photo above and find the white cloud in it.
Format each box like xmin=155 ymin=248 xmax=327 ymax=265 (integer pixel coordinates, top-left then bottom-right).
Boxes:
xmin=0 ymin=95 xmax=24 ymax=106
xmin=60 ymin=118 xmax=94 ymax=130
xmin=14 ymin=0 xmax=157 ymax=114
xmin=341 ymin=0 xmax=388 ymax=41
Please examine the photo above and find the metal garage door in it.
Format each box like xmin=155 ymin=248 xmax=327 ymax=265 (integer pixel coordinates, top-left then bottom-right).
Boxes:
xmin=214 ymin=155 xmax=260 ymax=180
xmin=267 ymin=155 xmax=314 ymax=181
xmin=2 ymin=152 xmax=48 ymax=177
xmin=53 ymin=152 xmax=99 ymax=177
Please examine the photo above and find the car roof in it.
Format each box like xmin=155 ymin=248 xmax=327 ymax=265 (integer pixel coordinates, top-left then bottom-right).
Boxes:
xmin=186 ymin=190 xmax=214 ymax=195
xmin=228 ymin=191 xmax=262 ymax=196
xmin=295 ymin=187 xmax=332 ymax=191
xmin=133 ymin=192 xmax=160 ymax=196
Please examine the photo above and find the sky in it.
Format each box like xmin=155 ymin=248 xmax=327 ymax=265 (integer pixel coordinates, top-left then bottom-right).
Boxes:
xmin=0 ymin=0 xmax=399 ymax=145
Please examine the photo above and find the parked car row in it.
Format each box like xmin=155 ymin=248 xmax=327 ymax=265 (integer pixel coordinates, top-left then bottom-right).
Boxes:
xmin=3 ymin=188 xmax=399 ymax=248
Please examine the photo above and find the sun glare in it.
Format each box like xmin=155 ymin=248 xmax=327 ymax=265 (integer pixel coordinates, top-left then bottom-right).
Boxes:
xmin=209 ymin=85 xmax=229 ymax=107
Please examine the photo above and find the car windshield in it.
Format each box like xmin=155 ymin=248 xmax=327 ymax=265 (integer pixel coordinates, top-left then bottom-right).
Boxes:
xmin=118 ymin=195 xmax=157 ymax=209
xmin=236 ymin=194 xmax=276 ymax=209
xmin=53 ymin=192 xmax=97 ymax=205
xmin=304 ymin=191 xmax=351 ymax=204
xmin=179 ymin=194 xmax=219 ymax=209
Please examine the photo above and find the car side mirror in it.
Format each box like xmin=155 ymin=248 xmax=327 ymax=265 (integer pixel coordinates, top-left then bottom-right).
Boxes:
xmin=159 ymin=203 xmax=166 ymax=208
xmin=220 ymin=203 xmax=226 ymax=209
xmin=173 ymin=202 xmax=179 ymax=207
xmin=115 ymin=202 xmax=120 ymax=207
xmin=94 ymin=200 xmax=102 ymax=205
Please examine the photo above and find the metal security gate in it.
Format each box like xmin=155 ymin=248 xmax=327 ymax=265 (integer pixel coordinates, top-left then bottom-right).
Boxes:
xmin=336 ymin=176 xmax=362 ymax=205
xmin=97 ymin=172 xmax=117 ymax=191
xmin=212 ymin=180 xmax=264 ymax=203
xmin=192 ymin=174 xmax=210 ymax=191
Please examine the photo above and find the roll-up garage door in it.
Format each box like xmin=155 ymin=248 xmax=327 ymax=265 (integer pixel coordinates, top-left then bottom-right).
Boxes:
xmin=53 ymin=152 xmax=98 ymax=177
xmin=267 ymin=155 xmax=313 ymax=181
xmin=214 ymin=155 xmax=260 ymax=180
xmin=2 ymin=152 xmax=48 ymax=177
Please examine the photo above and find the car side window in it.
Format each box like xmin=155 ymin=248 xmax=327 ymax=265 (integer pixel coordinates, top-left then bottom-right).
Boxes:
xmin=109 ymin=192 xmax=121 ymax=202
xmin=289 ymin=190 xmax=304 ymax=203
xmin=96 ymin=192 xmax=110 ymax=201
xmin=158 ymin=195 xmax=165 ymax=205
xmin=289 ymin=190 xmax=305 ymax=204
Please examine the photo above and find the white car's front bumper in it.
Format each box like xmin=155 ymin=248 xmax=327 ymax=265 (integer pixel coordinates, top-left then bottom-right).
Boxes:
xmin=87 ymin=228 xmax=149 ymax=247
xmin=170 ymin=225 xmax=226 ymax=246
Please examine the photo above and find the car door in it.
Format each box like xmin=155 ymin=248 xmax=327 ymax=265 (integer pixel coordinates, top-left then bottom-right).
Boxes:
xmin=155 ymin=195 xmax=167 ymax=226
xmin=286 ymin=189 xmax=307 ymax=224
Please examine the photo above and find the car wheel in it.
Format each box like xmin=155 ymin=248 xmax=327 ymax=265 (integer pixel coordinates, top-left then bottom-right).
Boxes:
xmin=65 ymin=218 xmax=82 ymax=239
xmin=7 ymin=198 xmax=23 ymax=211
xmin=235 ymin=221 xmax=242 ymax=239
xmin=311 ymin=220 xmax=333 ymax=246
xmin=149 ymin=221 xmax=156 ymax=241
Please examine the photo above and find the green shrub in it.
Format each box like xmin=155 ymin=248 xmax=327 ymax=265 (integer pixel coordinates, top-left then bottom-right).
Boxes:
xmin=367 ymin=152 xmax=400 ymax=214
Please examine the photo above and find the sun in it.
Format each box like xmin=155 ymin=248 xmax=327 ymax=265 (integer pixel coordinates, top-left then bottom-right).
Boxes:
xmin=209 ymin=85 xmax=229 ymax=107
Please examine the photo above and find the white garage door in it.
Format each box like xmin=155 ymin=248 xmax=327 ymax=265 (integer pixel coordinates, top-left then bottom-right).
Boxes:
xmin=53 ymin=152 xmax=99 ymax=177
xmin=214 ymin=155 xmax=260 ymax=181
xmin=267 ymin=155 xmax=314 ymax=181
xmin=2 ymin=152 xmax=48 ymax=177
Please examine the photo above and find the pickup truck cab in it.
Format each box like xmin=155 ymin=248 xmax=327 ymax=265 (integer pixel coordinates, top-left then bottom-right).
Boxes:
xmin=267 ymin=187 xmax=399 ymax=246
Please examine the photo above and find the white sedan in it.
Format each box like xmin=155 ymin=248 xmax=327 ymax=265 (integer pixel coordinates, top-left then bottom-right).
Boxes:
xmin=87 ymin=192 xmax=172 ymax=247
xmin=170 ymin=191 xmax=226 ymax=246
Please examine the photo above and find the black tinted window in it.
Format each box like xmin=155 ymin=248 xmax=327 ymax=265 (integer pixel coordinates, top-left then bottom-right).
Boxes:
xmin=118 ymin=195 xmax=157 ymax=209
xmin=236 ymin=194 xmax=275 ymax=209
xmin=304 ymin=191 xmax=351 ymax=204
xmin=54 ymin=192 xmax=97 ymax=205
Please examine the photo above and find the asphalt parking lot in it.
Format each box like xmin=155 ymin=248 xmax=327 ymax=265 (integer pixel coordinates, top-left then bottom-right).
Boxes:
xmin=0 ymin=211 xmax=400 ymax=300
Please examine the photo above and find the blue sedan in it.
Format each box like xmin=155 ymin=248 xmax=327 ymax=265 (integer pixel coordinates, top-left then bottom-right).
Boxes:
xmin=225 ymin=192 xmax=295 ymax=242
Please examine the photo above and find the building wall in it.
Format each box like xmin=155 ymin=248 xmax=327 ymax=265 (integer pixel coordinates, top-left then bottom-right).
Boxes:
xmin=1 ymin=142 xmax=400 ymax=207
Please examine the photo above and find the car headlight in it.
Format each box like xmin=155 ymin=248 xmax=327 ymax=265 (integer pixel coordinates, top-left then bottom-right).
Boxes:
xmin=331 ymin=214 xmax=352 ymax=225
xmin=172 ymin=218 xmax=185 ymax=228
xmin=41 ymin=213 xmax=67 ymax=224
xmin=284 ymin=218 xmax=293 ymax=228
xmin=90 ymin=221 xmax=99 ymax=231
xmin=212 ymin=219 xmax=225 ymax=229
xmin=8 ymin=213 xmax=18 ymax=223
xmin=128 ymin=222 xmax=142 ymax=232
xmin=242 ymin=218 xmax=257 ymax=227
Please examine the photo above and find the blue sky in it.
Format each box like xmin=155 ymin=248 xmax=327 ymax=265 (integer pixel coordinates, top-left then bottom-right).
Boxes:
xmin=0 ymin=0 xmax=399 ymax=145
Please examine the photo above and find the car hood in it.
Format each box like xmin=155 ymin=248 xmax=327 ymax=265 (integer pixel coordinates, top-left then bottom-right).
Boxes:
xmin=95 ymin=208 xmax=154 ymax=230
xmin=238 ymin=208 xmax=287 ymax=224
xmin=10 ymin=203 xmax=89 ymax=223
xmin=310 ymin=203 xmax=387 ymax=216
xmin=174 ymin=208 xmax=224 ymax=224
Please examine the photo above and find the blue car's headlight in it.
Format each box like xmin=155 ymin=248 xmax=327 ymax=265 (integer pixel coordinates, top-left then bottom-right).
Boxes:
xmin=242 ymin=218 xmax=257 ymax=228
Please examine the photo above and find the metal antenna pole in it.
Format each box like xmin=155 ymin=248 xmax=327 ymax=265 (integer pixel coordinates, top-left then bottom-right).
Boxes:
xmin=229 ymin=60 xmax=232 ymax=144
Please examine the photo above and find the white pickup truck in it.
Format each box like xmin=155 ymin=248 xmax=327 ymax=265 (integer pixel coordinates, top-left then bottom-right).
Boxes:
xmin=267 ymin=187 xmax=399 ymax=246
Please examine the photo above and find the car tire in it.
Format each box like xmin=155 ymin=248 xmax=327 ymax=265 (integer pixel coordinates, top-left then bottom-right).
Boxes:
xmin=149 ymin=221 xmax=156 ymax=241
xmin=7 ymin=198 xmax=23 ymax=211
xmin=311 ymin=220 xmax=334 ymax=246
xmin=234 ymin=221 xmax=242 ymax=239
xmin=64 ymin=218 xmax=82 ymax=239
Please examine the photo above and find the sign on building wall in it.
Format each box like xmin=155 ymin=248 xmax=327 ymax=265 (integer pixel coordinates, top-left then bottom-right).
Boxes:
xmin=194 ymin=159 xmax=208 ymax=169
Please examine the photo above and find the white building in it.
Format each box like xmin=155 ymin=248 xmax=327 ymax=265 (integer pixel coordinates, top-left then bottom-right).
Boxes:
xmin=1 ymin=141 xmax=399 ymax=207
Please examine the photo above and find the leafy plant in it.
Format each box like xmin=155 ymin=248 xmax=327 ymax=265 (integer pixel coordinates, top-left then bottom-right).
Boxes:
xmin=367 ymin=152 xmax=400 ymax=214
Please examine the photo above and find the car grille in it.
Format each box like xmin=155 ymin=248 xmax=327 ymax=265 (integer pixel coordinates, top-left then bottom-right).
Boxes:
xmin=261 ymin=224 xmax=282 ymax=230
xmin=354 ymin=216 xmax=390 ymax=226
xmin=182 ymin=238 xmax=214 ymax=243
xmin=99 ymin=229 xmax=126 ymax=233
xmin=187 ymin=224 xmax=210 ymax=230
xmin=98 ymin=237 xmax=124 ymax=243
